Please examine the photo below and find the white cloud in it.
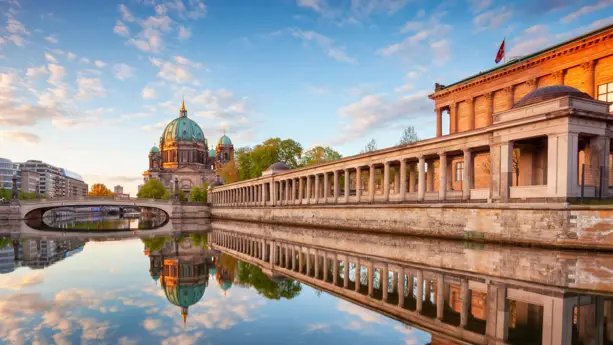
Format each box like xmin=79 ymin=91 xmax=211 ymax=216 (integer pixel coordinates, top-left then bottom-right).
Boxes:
xmin=112 ymin=63 xmax=135 ymax=80
xmin=296 ymin=0 xmax=408 ymax=21
xmin=166 ymin=0 xmax=207 ymax=19
xmin=561 ymin=0 xmax=613 ymax=23
xmin=508 ymin=25 xmax=550 ymax=57
xmin=395 ymin=83 xmax=414 ymax=93
xmin=307 ymin=85 xmax=330 ymax=94
xmin=468 ymin=0 xmax=493 ymax=13
xmin=75 ymin=76 xmax=106 ymax=100
xmin=290 ymin=28 xmax=357 ymax=64
xmin=0 ymin=271 xmax=44 ymax=289
xmin=44 ymin=34 xmax=58 ymax=44
xmin=473 ymin=6 xmax=513 ymax=31
xmin=44 ymin=53 xmax=57 ymax=63
xmin=128 ymin=30 xmax=164 ymax=53
xmin=334 ymin=90 xmax=431 ymax=144
xmin=7 ymin=17 xmax=28 ymax=35
xmin=66 ymin=52 xmax=76 ymax=61
xmin=0 ymin=100 xmax=65 ymax=126
xmin=119 ymin=4 xmax=135 ymax=22
xmin=142 ymin=87 xmax=157 ymax=99
xmin=150 ymin=56 xmax=200 ymax=84
xmin=114 ymin=20 xmax=130 ymax=37
xmin=26 ymin=65 xmax=48 ymax=79
xmin=142 ymin=121 xmax=168 ymax=131
xmin=79 ymin=57 xmax=90 ymax=64
xmin=47 ymin=63 xmax=66 ymax=86
xmin=121 ymin=112 xmax=151 ymax=120
xmin=179 ymin=25 xmax=192 ymax=40
xmin=94 ymin=60 xmax=107 ymax=68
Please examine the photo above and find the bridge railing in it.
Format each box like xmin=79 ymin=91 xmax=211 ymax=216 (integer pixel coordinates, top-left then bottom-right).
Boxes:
xmin=18 ymin=196 xmax=174 ymax=204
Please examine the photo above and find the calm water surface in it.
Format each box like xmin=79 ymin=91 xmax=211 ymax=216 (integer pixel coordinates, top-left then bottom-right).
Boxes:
xmin=1 ymin=216 xmax=613 ymax=345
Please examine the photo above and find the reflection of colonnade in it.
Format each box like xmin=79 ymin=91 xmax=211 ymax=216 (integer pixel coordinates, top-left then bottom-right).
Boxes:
xmin=209 ymin=229 xmax=613 ymax=345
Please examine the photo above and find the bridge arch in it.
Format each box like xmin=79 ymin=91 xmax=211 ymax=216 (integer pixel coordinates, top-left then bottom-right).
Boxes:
xmin=20 ymin=197 xmax=175 ymax=221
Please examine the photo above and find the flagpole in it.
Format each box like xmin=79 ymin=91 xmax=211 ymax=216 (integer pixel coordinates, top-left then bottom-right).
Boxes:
xmin=503 ymin=37 xmax=506 ymax=64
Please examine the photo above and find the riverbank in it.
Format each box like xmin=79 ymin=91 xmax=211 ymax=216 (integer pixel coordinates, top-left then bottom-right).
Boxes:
xmin=210 ymin=203 xmax=613 ymax=250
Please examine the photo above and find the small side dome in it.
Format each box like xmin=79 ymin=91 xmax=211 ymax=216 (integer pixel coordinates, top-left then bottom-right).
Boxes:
xmin=514 ymin=85 xmax=592 ymax=108
xmin=209 ymin=149 xmax=216 ymax=158
xmin=209 ymin=179 xmax=223 ymax=187
xmin=218 ymin=135 xmax=232 ymax=146
xmin=266 ymin=162 xmax=290 ymax=171
xmin=150 ymin=145 xmax=160 ymax=153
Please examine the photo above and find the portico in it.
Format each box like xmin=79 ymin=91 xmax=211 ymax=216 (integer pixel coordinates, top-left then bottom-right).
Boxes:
xmin=210 ymin=87 xmax=613 ymax=207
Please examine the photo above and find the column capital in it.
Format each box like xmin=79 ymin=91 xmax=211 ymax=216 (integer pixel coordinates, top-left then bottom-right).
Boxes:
xmin=463 ymin=148 xmax=472 ymax=154
xmin=504 ymin=85 xmax=513 ymax=94
xmin=552 ymin=70 xmax=564 ymax=80
xmin=438 ymin=151 xmax=447 ymax=157
xmin=526 ymin=78 xmax=537 ymax=88
xmin=465 ymin=97 xmax=474 ymax=105
xmin=483 ymin=91 xmax=493 ymax=100
xmin=581 ymin=60 xmax=595 ymax=71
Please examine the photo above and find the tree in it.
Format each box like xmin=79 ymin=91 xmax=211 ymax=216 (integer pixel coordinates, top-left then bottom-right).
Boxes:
xmin=236 ymin=261 xmax=302 ymax=300
xmin=302 ymin=146 xmax=342 ymax=166
xmin=361 ymin=138 xmax=377 ymax=154
xmin=398 ymin=126 xmax=420 ymax=145
xmin=137 ymin=179 xmax=167 ymax=199
xmin=236 ymin=147 xmax=254 ymax=181
xmin=189 ymin=185 xmax=208 ymax=202
xmin=236 ymin=138 xmax=303 ymax=180
xmin=89 ymin=183 xmax=114 ymax=197
xmin=218 ymin=160 xmax=239 ymax=184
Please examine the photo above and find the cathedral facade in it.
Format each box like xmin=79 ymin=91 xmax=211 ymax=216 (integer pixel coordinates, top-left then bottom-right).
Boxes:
xmin=143 ymin=101 xmax=234 ymax=194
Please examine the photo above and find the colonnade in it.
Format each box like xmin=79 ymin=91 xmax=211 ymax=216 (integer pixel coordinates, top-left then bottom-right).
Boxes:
xmin=209 ymin=230 xmax=607 ymax=345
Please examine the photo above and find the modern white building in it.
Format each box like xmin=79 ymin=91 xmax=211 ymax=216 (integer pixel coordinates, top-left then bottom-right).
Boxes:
xmin=0 ymin=157 xmax=18 ymax=190
xmin=18 ymin=160 xmax=87 ymax=198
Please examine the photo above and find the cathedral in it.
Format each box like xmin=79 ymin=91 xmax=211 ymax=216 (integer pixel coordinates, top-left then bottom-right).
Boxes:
xmin=143 ymin=100 xmax=234 ymax=194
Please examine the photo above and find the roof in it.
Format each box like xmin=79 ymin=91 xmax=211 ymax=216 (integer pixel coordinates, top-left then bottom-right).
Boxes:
xmin=150 ymin=146 xmax=160 ymax=153
xmin=266 ymin=162 xmax=290 ymax=171
xmin=218 ymin=135 xmax=232 ymax=146
xmin=513 ymin=85 xmax=592 ymax=108
xmin=436 ymin=23 xmax=613 ymax=92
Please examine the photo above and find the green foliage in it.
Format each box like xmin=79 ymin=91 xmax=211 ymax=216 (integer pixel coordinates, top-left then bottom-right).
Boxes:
xmin=236 ymin=261 xmax=302 ymax=300
xmin=0 ymin=189 xmax=44 ymax=200
xmin=141 ymin=236 xmax=171 ymax=252
xmin=0 ymin=237 xmax=12 ymax=250
xmin=398 ymin=126 xmax=420 ymax=145
xmin=361 ymin=138 xmax=377 ymax=153
xmin=237 ymin=138 xmax=303 ymax=180
xmin=189 ymin=184 xmax=208 ymax=202
xmin=189 ymin=234 xmax=208 ymax=249
xmin=137 ymin=179 xmax=167 ymax=199
xmin=302 ymin=146 xmax=342 ymax=166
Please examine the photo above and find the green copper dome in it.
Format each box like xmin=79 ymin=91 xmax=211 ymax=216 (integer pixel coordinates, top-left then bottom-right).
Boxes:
xmin=162 ymin=102 xmax=206 ymax=143
xmin=218 ymin=135 xmax=232 ymax=146
xmin=150 ymin=146 xmax=160 ymax=153
xmin=164 ymin=284 xmax=207 ymax=308
xmin=209 ymin=149 xmax=216 ymax=158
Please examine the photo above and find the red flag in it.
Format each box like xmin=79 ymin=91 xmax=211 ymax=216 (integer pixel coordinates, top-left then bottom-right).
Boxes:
xmin=495 ymin=39 xmax=505 ymax=64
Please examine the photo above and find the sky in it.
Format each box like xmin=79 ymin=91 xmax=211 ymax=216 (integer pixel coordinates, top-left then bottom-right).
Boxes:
xmin=1 ymin=0 xmax=612 ymax=194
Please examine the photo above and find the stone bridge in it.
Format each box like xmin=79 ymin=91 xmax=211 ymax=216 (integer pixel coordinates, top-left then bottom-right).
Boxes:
xmin=18 ymin=196 xmax=176 ymax=220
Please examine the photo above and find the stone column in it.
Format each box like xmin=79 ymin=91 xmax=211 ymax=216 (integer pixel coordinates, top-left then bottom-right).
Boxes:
xmin=547 ymin=133 xmax=580 ymax=199
xmin=314 ymin=175 xmax=320 ymax=203
xmin=398 ymin=268 xmax=405 ymax=307
xmin=343 ymin=258 xmax=349 ymax=288
xmin=467 ymin=97 xmax=475 ymax=130
xmin=271 ymin=182 xmax=277 ymax=206
xmin=297 ymin=247 xmax=303 ymax=273
xmin=416 ymin=270 xmax=423 ymax=313
xmin=383 ymin=162 xmax=390 ymax=201
xmin=437 ymin=274 xmax=444 ymax=320
xmin=505 ymin=85 xmax=514 ymax=110
xmin=354 ymin=259 xmax=360 ymax=292
xmin=323 ymin=172 xmax=328 ymax=203
xmin=426 ymin=160 xmax=434 ymax=192
xmin=436 ymin=108 xmax=442 ymax=137
xmin=306 ymin=249 xmax=312 ymax=275
xmin=369 ymin=165 xmax=375 ymax=202
xmin=583 ymin=60 xmax=596 ymax=97
xmin=344 ymin=169 xmax=350 ymax=203
xmin=394 ymin=165 xmax=400 ymax=195
xmin=500 ymin=142 xmax=514 ymax=201
xmin=306 ymin=175 xmax=311 ymax=204
xmin=485 ymin=92 xmax=494 ymax=126
xmin=333 ymin=257 xmax=339 ymax=285
xmin=367 ymin=263 xmax=374 ymax=297
xmin=449 ymin=102 xmax=457 ymax=134
xmin=408 ymin=163 xmax=415 ymax=193
xmin=356 ymin=167 xmax=362 ymax=202
xmin=333 ymin=170 xmax=340 ymax=203
xmin=463 ymin=149 xmax=473 ymax=200
xmin=400 ymin=159 xmax=407 ymax=201
xmin=323 ymin=253 xmax=329 ymax=282
xmin=418 ymin=156 xmax=426 ymax=201
xmin=439 ymin=153 xmax=447 ymax=200
xmin=382 ymin=264 xmax=389 ymax=302
xmin=314 ymin=251 xmax=320 ymax=278
xmin=298 ymin=177 xmax=304 ymax=204
xmin=460 ymin=278 xmax=470 ymax=328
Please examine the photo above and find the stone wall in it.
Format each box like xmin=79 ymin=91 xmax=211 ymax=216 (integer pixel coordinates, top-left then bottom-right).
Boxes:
xmin=210 ymin=204 xmax=613 ymax=250
xmin=0 ymin=204 xmax=21 ymax=222
xmin=170 ymin=203 xmax=210 ymax=219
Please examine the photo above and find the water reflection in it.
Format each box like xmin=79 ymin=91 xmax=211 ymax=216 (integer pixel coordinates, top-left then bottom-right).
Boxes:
xmin=2 ymin=218 xmax=613 ymax=344
xmin=40 ymin=209 xmax=167 ymax=230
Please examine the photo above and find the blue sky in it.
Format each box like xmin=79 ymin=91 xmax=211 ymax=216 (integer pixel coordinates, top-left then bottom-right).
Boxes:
xmin=0 ymin=0 xmax=612 ymax=194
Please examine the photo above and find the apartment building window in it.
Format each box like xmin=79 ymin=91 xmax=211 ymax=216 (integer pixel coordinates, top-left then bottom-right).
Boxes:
xmin=455 ymin=162 xmax=464 ymax=182
xmin=598 ymin=82 xmax=613 ymax=112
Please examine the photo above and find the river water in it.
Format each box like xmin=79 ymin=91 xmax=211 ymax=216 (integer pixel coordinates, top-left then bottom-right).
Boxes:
xmin=1 ymin=215 xmax=612 ymax=345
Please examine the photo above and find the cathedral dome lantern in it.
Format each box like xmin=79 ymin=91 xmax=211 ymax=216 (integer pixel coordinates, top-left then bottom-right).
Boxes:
xmin=162 ymin=101 xmax=206 ymax=144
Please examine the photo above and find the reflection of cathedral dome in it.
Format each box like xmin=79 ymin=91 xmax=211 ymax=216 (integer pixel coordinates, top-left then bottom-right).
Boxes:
xmin=162 ymin=101 xmax=206 ymax=143
xmin=163 ymin=284 xmax=207 ymax=309
xmin=218 ymin=135 xmax=232 ymax=146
